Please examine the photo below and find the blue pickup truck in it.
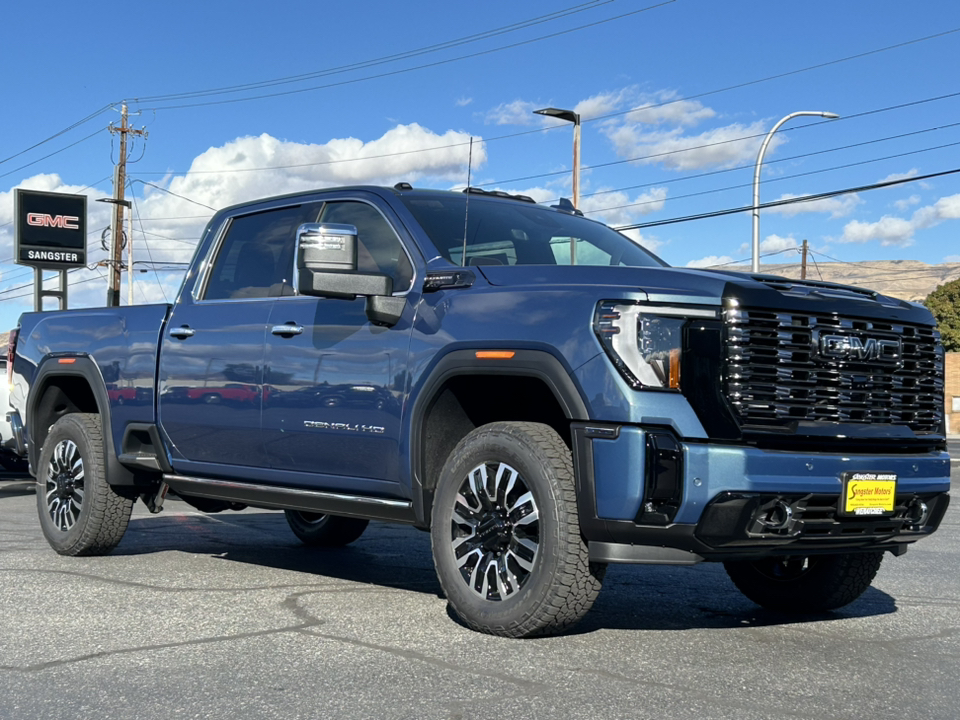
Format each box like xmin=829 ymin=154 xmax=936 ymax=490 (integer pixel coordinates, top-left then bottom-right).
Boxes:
xmin=7 ymin=184 xmax=951 ymax=637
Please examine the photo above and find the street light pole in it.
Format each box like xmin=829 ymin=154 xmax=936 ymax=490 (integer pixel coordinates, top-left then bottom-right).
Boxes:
xmin=752 ymin=110 xmax=839 ymax=273
xmin=534 ymin=107 xmax=582 ymax=265
xmin=534 ymin=107 xmax=581 ymax=209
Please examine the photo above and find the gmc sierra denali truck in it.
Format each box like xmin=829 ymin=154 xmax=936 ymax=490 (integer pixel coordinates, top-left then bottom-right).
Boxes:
xmin=8 ymin=184 xmax=950 ymax=637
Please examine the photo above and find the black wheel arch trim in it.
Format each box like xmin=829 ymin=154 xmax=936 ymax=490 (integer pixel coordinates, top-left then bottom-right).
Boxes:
xmin=27 ymin=355 xmax=156 ymax=487
xmin=409 ymin=347 xmax=590 ymax=527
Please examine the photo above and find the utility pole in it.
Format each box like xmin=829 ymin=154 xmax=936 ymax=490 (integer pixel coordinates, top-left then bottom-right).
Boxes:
xmin=800 ymin=239 xmax=809 ymax=280
xmin=106 ymin=104 xmax=147 ymax=306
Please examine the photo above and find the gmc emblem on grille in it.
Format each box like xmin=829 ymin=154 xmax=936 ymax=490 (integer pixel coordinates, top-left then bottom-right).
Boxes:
xmin=818 ymin=334 xmax=902 ymax=363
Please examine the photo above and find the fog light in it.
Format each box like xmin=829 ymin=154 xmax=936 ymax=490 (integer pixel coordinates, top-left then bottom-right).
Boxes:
xmin=905 ymin=498 xmax=929 ymax=529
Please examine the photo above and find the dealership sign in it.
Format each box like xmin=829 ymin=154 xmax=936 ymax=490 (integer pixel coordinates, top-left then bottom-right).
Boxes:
xmin=15 ymin=188 xmax=87 ymax=268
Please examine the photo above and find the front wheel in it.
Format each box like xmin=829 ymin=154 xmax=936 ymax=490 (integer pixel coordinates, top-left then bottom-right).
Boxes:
xmin=430 ymin=422 xmax=604 ymax=638
xmin=283 ymin=510 xmax=368 ymax=547
xmin=724 ymin=552 xmax=884 ymax=613
xmin=36 ymin=413 xmax=134 ymax=556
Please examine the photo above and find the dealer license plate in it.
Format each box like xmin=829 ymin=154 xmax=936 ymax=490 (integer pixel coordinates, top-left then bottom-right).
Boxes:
xmin=840 ymin=472 xmax=897 ymax=517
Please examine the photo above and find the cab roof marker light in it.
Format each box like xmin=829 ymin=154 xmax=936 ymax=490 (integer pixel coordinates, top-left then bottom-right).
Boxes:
xmin=475 ymin=350 xmax=516 ymax=359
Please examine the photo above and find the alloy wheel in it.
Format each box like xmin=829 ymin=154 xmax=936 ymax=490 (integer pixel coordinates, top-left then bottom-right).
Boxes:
xmin=45 ymin=439 xmax=85 ymax=531
xmin=449 ymin=461 xmax=540 ymax=601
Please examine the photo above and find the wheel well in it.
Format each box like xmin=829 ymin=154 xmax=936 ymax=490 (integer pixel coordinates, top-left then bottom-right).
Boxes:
xmin=32 ymin=377 xmax=99 ymax=462
xmin=419 ymin=374 xmax=570 ymax=495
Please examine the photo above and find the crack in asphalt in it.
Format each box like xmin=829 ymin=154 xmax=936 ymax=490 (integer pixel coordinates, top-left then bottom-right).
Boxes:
xmin=0 ymin=622 xmax=323 ymax=673
xmin=0 ymin=585 xmax=550 ymax=707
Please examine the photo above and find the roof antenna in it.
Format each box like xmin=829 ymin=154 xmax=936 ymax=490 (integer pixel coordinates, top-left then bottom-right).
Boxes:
xmin=461 ymin=137 xmax=473 ymax=267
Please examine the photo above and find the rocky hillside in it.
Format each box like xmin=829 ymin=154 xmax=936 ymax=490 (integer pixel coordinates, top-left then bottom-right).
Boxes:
xmin=720 ymin=260 xmax=960 ymax=303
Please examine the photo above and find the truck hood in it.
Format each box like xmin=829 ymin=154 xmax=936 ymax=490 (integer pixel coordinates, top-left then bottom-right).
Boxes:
xmin=475 ymin=264 xmax=933 ymax=323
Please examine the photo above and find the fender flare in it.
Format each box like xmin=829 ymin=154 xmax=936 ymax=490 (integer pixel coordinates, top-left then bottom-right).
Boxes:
xmin=407 ymin=347 xmax=589 ymax=526
xmin=27 ymin=355 xmax=138 ymax=487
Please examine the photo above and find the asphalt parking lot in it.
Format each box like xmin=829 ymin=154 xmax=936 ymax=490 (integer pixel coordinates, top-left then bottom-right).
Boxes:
xmin=1 ymin=455 xmax=957 ymax=720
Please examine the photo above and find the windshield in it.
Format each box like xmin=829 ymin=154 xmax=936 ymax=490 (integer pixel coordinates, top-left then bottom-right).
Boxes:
xmin=398 ymin=194 xmax=668 ymax=268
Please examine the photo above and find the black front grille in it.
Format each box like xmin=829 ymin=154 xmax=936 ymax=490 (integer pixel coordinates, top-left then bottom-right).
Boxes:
xmin=723 ymin=306 xmax=943 ymax=433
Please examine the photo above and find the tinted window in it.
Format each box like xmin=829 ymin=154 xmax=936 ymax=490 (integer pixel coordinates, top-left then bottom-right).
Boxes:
xmin=204 ymin=204 xmax=320 ymax=300
xmin=398 ymin=194 xmax=667 ymax=268
xmin=319 ymin=201 xmax=413 ymax=292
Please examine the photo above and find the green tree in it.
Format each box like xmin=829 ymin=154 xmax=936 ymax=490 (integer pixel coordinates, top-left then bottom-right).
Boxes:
xmin=925 ymin=276 xmax=960 ymax=351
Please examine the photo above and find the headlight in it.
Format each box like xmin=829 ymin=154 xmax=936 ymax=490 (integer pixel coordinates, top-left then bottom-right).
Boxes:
xmin=594 ymin=301 xmax=716 ymax=390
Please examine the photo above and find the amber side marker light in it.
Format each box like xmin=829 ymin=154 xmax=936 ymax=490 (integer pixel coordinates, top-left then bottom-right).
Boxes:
xmin=475 ymin=351 xmax=516 ymax=360
xmin=57 ymin=358 xmax=77 ymax=364
xmin=669 ymin=348 xmax=681 ymax=389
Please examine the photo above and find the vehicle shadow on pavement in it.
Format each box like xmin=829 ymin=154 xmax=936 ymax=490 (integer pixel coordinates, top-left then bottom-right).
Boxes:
xmin=120 ymin=510 xmax=899 ymax=634
xmin=0 ymin=478 xmax=36 ymax=496
xmin=569 ymin=563 xmax=898 ymax=634
xmin=120 ymin=510 xmax=443 ymax=597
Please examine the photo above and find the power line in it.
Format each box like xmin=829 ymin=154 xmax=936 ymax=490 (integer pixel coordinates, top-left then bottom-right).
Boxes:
xmin=131 ymin=180 xmax=217 ymax=210
xmin=587 ymin=137 xmax=960 ymax=216
xmin=131 ymin=194 xmax=169 ymax=303
xmin=576 ymin=120 xmax=960 ymax=201
xmin=0 ymin=127 xmax=106 ymax=181
xmin=138 ymin=2 xmax=675 ymax=111
xmin=133 ymin=1 xmax=620 ymax=103
xmin=128 ymin=88 xmax=960 ymax=183
xmin=0 ymin=104 xmax=113 ymax=167
xmin=580 ymin=27 xmax=960 ymax=127
xmin=615 ymin=166 xmax=960 ymax=231
xmin=493 ymin=108 xmax=960 ymax=193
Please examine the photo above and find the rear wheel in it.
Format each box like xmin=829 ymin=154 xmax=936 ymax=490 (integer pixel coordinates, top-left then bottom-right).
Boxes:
xmin=430 ymin=422 xmax=604 ymax=638
xmin=283 ymin=510 xmax=368 ymax=547
xmin=724 ymin=552 xmax=884 ymax=612
xmin=36 ymin=413 xmax=133 ymax=556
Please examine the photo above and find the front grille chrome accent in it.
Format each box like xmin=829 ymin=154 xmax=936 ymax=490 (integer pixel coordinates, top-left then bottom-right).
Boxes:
xmin=723 ymin=307 xmax=944 ymax=432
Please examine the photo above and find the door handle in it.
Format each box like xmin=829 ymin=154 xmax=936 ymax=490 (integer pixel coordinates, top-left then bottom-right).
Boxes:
xmin=169 ymin=326 xmax=195 ymax=340
xmin=271 ymin=324 xmax=304 ymax=337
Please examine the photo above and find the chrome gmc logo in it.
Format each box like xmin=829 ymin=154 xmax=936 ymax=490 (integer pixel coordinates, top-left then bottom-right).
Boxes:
xmin=819 ymin=334 xmax=901 ymax=363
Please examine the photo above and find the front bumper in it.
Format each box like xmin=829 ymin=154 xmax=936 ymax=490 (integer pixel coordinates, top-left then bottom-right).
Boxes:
xmin=572 ymin=423 xmax=951 ymax=563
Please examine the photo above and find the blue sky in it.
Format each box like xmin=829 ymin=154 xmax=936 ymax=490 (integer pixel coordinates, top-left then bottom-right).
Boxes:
xmin=2 ymin=0 xmax=959 ymax=329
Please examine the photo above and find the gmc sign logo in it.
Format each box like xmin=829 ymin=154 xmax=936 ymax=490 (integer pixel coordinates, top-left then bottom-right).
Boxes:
xmin=818 ymin=334 xmax=902 ymax=364
xmin=26 ymin=213 xmax=80 ymax=230
xmin=15 ymin=188 xmax=87 ymax=269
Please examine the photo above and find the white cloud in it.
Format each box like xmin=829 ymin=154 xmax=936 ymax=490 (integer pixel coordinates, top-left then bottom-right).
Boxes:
xmin=944 ymin=255 xmax=960 ymax=262
xmin=738 ymin=234 xmax=800 ymax=256
xmin=485 ymin=100 xmax=539 ymax=126
xmin=894 ymin=194 xmax=921 ymax=211
xmin=455 ymin=96 xmax=473 ymax=107
xmin=881 ymin=168 xmax=918 ymax=183
xmin=840 ymin=216 xmax=916 ymax=246
xmin=1 ymin=123 xmax=488 ymax=319
xmin=573 ymin=89 xmax=631 ymax=121
xmin=766 ymin=193 xmax=861 ymax=218
xmin=686 ymin=255 xmax=734 ymax=269
xmin=618 ymin=227 xmax=664 ymax=254
xmin=579 ymin=187 xmax=668 ymax=224
xmin=933 ymin=193 xmax=960 ymax=219
xmin=606 ymin=119 xmax=779 ymax=171
xmin=619 ymin=90 xmax=716 ymax=127
xmin=840 ymin=193 xmax=960 ymax=247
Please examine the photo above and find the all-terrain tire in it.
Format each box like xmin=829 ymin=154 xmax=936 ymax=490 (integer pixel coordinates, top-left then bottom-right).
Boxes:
xmin=36 ymin=413 xmax=134 ymax=556
xmin=284 ymin=510 xmax=369 ymax=547
xmin=724 ymin=552 xmax=884 ymax=612
xmin=430 ymin=422 xmax=605 ymax=638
